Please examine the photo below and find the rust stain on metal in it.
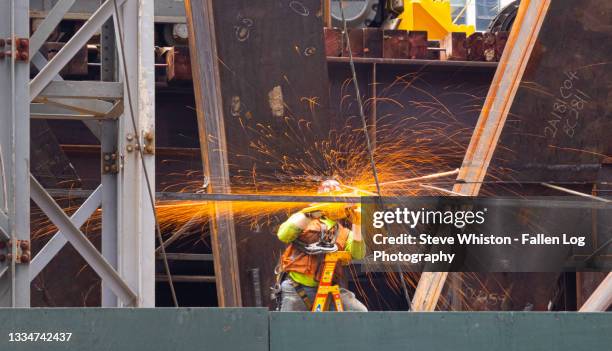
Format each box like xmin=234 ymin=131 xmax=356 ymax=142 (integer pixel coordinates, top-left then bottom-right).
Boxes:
xmin=268 ymin=86 xmax=285 ymax=117
xmin=230 ymin=96 xmax=242 ymax=117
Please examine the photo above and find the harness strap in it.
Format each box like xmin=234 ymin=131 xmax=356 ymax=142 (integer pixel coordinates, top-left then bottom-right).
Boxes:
xmin=289 ymin=279 xmax=313 ymax=310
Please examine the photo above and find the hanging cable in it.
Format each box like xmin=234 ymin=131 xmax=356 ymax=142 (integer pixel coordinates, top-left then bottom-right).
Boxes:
xmin=338 ymin=0 xmax=412 ymax=309
xmin=112 ymin=0 xmax=178 ymax=307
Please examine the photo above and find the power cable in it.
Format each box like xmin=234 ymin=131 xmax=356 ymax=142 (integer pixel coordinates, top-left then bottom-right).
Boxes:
xmin=338 ymin=0 xmax=412 ymax=309
xmin=112 ymin=0 xmax=179 ymax=307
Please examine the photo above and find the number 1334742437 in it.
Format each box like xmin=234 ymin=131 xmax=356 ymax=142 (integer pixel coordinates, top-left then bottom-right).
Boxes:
xmin=8 ymin=332 xmax=72 ymax=342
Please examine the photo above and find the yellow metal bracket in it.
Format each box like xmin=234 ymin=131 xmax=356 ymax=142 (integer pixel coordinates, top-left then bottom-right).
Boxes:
xmin=398 ymin=0 xmax=475 ymax=40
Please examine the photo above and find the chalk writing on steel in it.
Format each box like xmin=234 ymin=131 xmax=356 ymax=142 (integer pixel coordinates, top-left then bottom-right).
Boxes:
xmin=304 ymin=47 xmax=316 ymax=56
xmin=544 ymin=70 xmax=590 ymax=140
xmin=234 ymin=15 xmax=254 ymax=42
xmin=289 ymin=1 xmax=310 ymax=17
xmin=230 ymin=96 xmax=242 ymax=117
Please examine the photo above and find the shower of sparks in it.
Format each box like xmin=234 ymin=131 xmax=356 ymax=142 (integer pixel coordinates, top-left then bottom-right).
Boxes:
xmin=31 ymin=70 xmax=515 ymax=310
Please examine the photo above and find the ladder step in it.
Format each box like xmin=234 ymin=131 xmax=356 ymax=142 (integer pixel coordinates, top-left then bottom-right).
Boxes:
xmin=155 ymin=275 xmax=216 ymax=283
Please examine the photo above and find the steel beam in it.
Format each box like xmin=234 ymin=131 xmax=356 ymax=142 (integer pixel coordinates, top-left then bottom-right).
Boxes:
xmin=100 ymin=12 xmax=119 ymax=307
xmin=31 ymin=51 xmax=107 ymax=140
xmin=186 ymin=0 xmax=243 ymax=306
xmin=411 ymin=0 xmax=552 ymax=312
xmin=0 ymin=0 xmax=30 ymax=307
xmin=30 ymin=175 xmax=137 ymax=306
xmin=29 ymin=0 xmax=187 ymax=23
xmin=37 ymin=81 xmax=123 ymax=100
xmin=158 ymin=192 xmax=362 ymax=203
xmin=31 ymin=113 xmax=97 ymax=120
xmin=29 ymin=0 xmax=77 ymax=56
xmin=31 ymin=103 xmax=97 ymax=120
xmin=41 ymin=96 xmax=112 ymax=118
xmin=326 ymin=56 xmax=498 ymax=68
xmin=29 ymin=0 xmax=128 ymax=100
xmin=45 ymin=189 xmax=364 ymax=203
xmin=29 ymin=185 xmax=103 ymax=281
xmin=114 ymin=0 xmax=156 ymax=307
xmin=101 ymin=119 xmax=119 ymax=306
xmin=579 ymin=273 xmax=612 ymax=312
xmin=30 ymin=53 xmax=113 ymax=116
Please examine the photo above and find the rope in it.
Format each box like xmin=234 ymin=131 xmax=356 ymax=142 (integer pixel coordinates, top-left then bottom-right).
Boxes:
xmin=113 ymin=0 xmax=178 ymax=307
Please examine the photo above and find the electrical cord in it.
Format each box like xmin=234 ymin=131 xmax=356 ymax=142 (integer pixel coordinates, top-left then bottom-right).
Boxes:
xmin=338 ymin=0 xmax=412 ymax=309
xmin=112 ymin=0 xmax=179 ymax=307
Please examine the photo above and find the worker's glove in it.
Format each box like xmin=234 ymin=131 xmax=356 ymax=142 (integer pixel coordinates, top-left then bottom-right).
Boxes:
xmin=347 ymin=206 xmax=362 ymax=224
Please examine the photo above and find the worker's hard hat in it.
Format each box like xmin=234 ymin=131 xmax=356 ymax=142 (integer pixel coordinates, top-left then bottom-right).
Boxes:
xmin=317 ymin=179 xmax=342 ymax=194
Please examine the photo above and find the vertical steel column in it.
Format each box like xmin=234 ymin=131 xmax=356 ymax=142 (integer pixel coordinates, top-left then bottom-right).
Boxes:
xmin=0 ymin=0 xmax=30 ymax=307
xmin=185 ymin=0 xmax=243 ymax=307
xmin=411 ymin=0 xmax=551 ymax=311
xmin=100 ymin=11 xmax=119 ymax=307
xmin=115 ymin=0 xmax=156 ymax=307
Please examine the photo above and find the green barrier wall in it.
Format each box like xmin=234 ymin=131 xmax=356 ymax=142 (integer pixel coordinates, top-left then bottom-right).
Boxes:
xmin=270 ymin=312 xmax=612 ymax=351
xmin=0 ymin=309 xmax=610 ymax=351
xmin=0 ymin=308 xmax=269 ymax=351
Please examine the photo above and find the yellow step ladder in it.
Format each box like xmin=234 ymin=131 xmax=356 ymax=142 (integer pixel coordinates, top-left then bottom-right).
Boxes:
xmin=311 ymin=251 xmax=352 ymax=312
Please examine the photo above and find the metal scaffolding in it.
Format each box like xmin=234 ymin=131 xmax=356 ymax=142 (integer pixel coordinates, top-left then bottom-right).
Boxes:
xmin=0 ymin=0 xmax=30 ymax=308
xmin=0 ymin=0 xmax=156 ymax=307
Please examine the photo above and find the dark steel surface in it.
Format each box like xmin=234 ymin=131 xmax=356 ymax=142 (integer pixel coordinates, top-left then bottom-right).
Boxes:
xmin=38 ymin=42 xmax=88 ymax=77
xmin=324 ymin=27 xmax=343 ymax=57
xmin=166 ymin=45 xmax=192 ymax=82
xmin=466 ymin=32 xmax=484 ymax=61
xmin=363 ymin=28 xmax=382 ymax=58
xmin=343 ymin=28 xmax=364 ymax=57
xmin=483 ymin=32 xmax=496 ymax=62
xmin=495 ymin=31 xmax=509 ymax=61
xmin=490 ymin=0 xmax=612 ymax=183
xmin=382 ymin=29 xmax=409 ymax=59
xmin=188 ymin=0 xmax=333 ymax=308
xmin=407 ymin=31 xmax=427 ymax=59
xmin=30 ymin=120 xmax=81 ymax=188
xmin=442 ymin=32 xmax=467 ymax=61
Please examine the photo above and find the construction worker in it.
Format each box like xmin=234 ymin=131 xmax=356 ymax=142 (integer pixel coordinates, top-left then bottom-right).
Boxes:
xmin=275 ymin=180 xmax=367 ymax=311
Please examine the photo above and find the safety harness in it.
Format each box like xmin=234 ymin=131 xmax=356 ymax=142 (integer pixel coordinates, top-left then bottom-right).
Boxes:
xmin=272 ymin=220 xmax=340 ymax=310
